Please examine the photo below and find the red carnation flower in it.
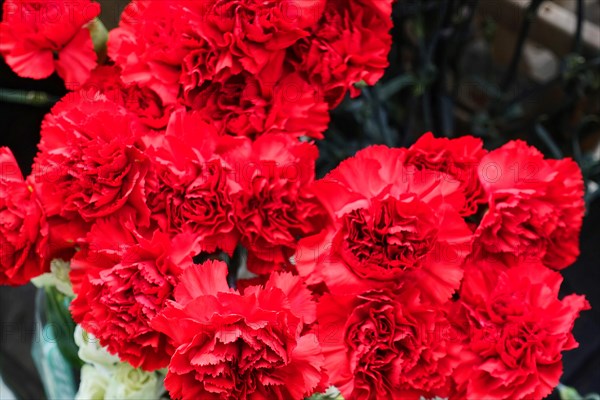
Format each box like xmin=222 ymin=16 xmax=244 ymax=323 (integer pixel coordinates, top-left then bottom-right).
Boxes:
xmin=454 ymin=260 xmax=589 ymax=400
xmin=145 ymin=111 xmax=241 ymax=255
xmin=108 ymin=1 xmax=200 ymax=104
xmin=0 ymin=0 xmax=100 ymax=84
xmin=152 ymin=260 xmax=326 ymax=400
xmin=296 ymin=145 xmax=472 ymax=303
xmin=291 ymin=0 xmax=393 ymax=106
xmin=403 ymin=132 xmax=487 ymax=216
xmin=231 ymin=134 xmax=328 ymax=273
xmin=70 ymin=230 xmax=196 ymax=371
xmin=317 ymin=286 xmax=462 ymax=400
xmin=32 ymin=96 xmax=151 ymax=228
xmin=473 ymin=140 xmax=585 ymax=270
xmin=0 ymin=148 xmax=49 ymax=285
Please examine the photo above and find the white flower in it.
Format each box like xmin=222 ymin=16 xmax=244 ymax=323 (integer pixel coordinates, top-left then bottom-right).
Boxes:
xmin=74 ymin=325 xmax=120 ymax=370
xmin=75 ymin=364 xmax=109 ymax=400
xmin=104 ymin=363 xmax=165 ymax=400
xmin=31 ymin=259 xmax=74 ymax=297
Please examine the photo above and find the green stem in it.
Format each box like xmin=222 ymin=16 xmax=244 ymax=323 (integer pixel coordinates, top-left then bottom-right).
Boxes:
xmin=0 ymin=88 xmax=59 ymax=107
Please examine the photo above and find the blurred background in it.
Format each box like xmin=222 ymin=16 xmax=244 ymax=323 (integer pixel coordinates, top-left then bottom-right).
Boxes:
xmin=1 ymin=0 xmax=599 ymax=398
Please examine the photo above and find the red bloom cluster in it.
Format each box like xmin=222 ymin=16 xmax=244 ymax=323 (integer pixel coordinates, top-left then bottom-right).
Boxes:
xmin=143 ymin=110 xmax=327 ymax=271
xmin=106 ymin=0 xmax=393 ymax=138
xmin=1 ymin=0 xmax=393 ymax=138
xmin=1 ymin=1 xmax=375 ymax=391
xmin=0 ymin=1 xmax=591 ymax=399
xmin=10 ymin=96 xmax=326 ymax=378
xmin=296 ymin=136 xmax=588 ymax=399
xmin=1 ymin=124 xmax=591 ymax=400
xmin=0 ymin=0 xmax=100 ymax=84
xmin=1 ymin=125 xmax=590 ymax=398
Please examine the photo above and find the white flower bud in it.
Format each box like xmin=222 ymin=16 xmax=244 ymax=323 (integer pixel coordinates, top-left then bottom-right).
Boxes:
xmin=31 ymin=259 xmax=75 ymax=297
xmin=104 ymin=364 xmax=164 ymax=400
xmin=74 ymin=325 xmax=120 ymax=370
xmin=75 ymin=364 xmax=109 ymax=400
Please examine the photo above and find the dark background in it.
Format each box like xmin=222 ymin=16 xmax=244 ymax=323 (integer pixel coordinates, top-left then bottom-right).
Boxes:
xmin=1 ymin=0 xmax=599 ymax=399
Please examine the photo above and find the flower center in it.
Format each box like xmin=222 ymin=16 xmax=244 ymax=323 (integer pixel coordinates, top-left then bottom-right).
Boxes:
xmin=334 ymin=195 xmax=439 ymax=280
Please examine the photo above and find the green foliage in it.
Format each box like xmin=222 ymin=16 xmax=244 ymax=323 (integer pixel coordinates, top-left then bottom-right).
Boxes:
xmin=558 ymin=383 xmax=600 ymax=400
xmin=43 ymin=286 xmax=82 ymax=369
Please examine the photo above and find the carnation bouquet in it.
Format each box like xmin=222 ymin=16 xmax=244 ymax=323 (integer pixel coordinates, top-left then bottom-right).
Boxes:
xmin=0 ymin=1 xmax=592 ymax=399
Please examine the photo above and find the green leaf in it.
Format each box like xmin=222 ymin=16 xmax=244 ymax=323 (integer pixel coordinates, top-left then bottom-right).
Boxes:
xmin=43 ymin=286 xmax=82 ymax=369
xmin=557 ymin=383 xmax=600 ymax=400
